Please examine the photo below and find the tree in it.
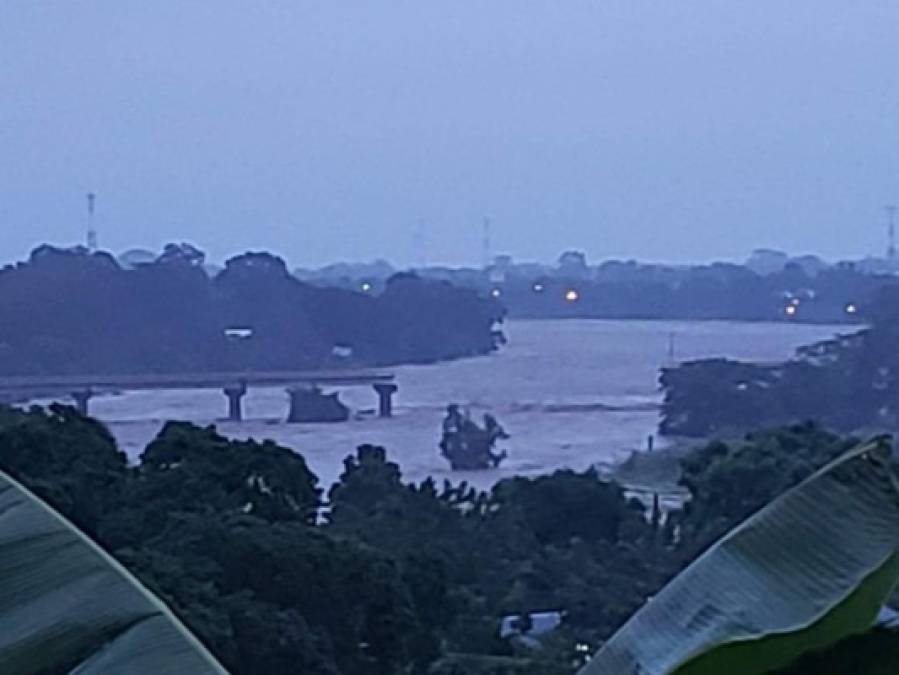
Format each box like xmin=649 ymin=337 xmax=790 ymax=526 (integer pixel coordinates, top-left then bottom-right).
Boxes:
xmin=0 ymin=245 xmax=503 ymax=375
xmin=100 ymin=421 xmax=322 ymax=550
xmin=0 ymin=403 xmax=127 ymax=537
xmin=673 ymin=422 xmax=857 ymax=552
xmin=557 ymin=251 xmax=589 ymax=279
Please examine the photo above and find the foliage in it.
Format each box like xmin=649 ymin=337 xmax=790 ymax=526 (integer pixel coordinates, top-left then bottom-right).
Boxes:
xmin=0 ymin=406 xmax=674 ymax=674
xmin=100 ymin=420 xmax=322 ymax=552
xmin=312 ymin=252 xmax=895 ymax=323
xmin=0 ymin=245 xmax=504 ymax=376
xmin=5 ymin=405 xmax=888 ymax=674
xmin=439 ymin=407 xmax=509 ymax=470
xmin=428 ymin=652 xmax=567 ymax=675
xmin=673 ymin=422 xmax=857 ymax=551
xmin=772 ymin=626 xmax=899 ymax=674
xmin=0 ymin=403 xmax=126 ymax=536
xmin=0 ymin=467 xmax=227 ymax=675
xmin=327 ymin=451 xmax=671 ymax=655
xmin=581 ymin=441 xmax=899 ymax=675
xmin=660 ymin=287 xmax=899 ymax=436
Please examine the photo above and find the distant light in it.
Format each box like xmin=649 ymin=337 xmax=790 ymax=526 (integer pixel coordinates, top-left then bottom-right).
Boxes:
xmin=360 ymin=282 xmax=372 ymax=292
xmin=565 ymin=289 xmax=580 ymax=303
xmin=785 ymin=304 xmax=797 ymax=317
xmin=491 ymin=288 xmax=502 ymax=298
xmin=790 ymin=298 xmax=801 ymax=306
xmin=532 ymin=283 xmax=545 ymax=293
xmin=845 ymin=302 xmax=858 ymax=314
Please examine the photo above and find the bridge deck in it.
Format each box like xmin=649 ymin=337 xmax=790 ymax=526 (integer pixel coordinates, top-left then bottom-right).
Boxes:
xmin=0 ymin=370 xmax=395 ymax=394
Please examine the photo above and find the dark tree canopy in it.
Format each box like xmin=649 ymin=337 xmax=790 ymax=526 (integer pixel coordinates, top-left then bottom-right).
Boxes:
xmin=661 ymin=288 xmax=899 ymax=436
xmin=311 ymin=254 xmax=896 ymax=323
xmin=3 ymin=389 xmax=873 ymax=675
xmin=0 ymin=405 xmax=683 ymax=674
xmin=671 ymin=422 xmax=858 ymax=552
xmin=0 ymin=245 xmax=504 ymax=376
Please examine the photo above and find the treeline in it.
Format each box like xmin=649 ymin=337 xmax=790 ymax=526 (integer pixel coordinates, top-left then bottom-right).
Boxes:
xmin=302 ymin=253 xmax=897 ymax=324
xmin=0 ymin=244 xmax=504 ymax=376
xmin=0 ymin=402 xmax=857 ymax=674
xmin=495 ymin=261 xmax=888 ymax=323
xmin=661 ymin=286 xmax=899 ymax=437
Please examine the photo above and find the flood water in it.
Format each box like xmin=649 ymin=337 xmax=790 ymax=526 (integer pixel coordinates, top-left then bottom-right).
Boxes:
xmin=77 ymin=319 xmax=846 ymax=490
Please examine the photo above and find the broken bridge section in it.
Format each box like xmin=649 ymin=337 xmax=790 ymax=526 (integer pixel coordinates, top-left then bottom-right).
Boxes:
xmin=0 ymin=370 xmax=397 ymax=422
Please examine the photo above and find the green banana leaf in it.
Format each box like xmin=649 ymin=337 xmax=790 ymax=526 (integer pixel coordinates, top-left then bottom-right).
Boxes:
xmin=0 ymin=469 xmax=229 ymax=675
xmin=772 ymin=626 xmax=899 ymax=674
xmin=580 ymin=440 xmax=899 ymax=675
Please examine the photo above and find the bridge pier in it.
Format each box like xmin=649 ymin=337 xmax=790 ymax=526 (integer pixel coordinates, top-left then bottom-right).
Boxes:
xmin=0 ymin=371 xmax=395 ymax=422
xmin=71 ymin=390 xmax=93 ymax=416
xmin=223 ymin=382 xmax=247 ymax=422
xmin=373 ymin=383 xmax=398 ymax=418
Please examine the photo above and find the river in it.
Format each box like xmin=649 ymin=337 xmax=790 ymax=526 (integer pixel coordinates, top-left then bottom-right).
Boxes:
xmin=84 ymin=319 xmax=847 ymax=490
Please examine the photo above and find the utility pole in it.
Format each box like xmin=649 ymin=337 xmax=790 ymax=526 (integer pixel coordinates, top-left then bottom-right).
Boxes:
xmin=86 ymin=192 xmax=98 ymax=251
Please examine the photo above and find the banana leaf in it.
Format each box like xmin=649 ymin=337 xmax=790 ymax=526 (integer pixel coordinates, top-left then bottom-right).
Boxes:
xmin=0 ymin=469 xmax=229 ymax=675
xmin=773 ymin=626 xmax=899 ymax=674
xmin=580 ymin=440 xmax=899 ymax=675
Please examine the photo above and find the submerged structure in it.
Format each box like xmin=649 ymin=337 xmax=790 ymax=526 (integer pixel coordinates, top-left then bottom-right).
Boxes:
xmin=439 ymin=404 xmax=509 ymax=470
xmin=286 ymin=385 xmax=350 ymax=423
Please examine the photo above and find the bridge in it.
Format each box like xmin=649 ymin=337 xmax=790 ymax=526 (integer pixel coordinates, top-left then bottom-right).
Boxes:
xmin=0 ymin=370 xmax=398 ymax=422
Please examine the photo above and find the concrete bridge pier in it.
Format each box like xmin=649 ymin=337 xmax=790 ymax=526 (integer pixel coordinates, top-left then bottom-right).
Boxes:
xmin=224 ymin=382 xmax=247 ymax=422
xmin=373 ymin=383 xmax=398 ymax=418
xmin=71 ymin=389 xmax=93 ymax=416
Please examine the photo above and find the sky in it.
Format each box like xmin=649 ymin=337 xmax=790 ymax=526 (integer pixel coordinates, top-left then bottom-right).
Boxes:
xmin=2 ymin=1 xmax=899 ymax=268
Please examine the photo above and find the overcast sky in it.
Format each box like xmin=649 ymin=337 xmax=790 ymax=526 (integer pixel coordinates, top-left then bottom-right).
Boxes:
xmin=2 ymin=2 xmax=898 ymax=268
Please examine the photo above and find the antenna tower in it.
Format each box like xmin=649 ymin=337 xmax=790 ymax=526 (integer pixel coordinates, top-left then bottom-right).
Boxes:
xmin=482 ymin=217 xmax=492 ymax=269
xmin=887 ymin=205 xmax=897 ymax=264
xmin=86 ymin=192 xmax=98 ymax=251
